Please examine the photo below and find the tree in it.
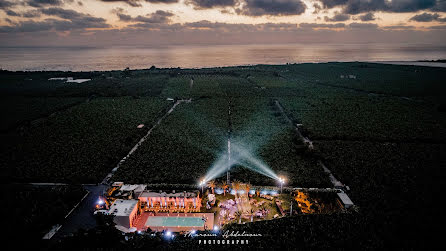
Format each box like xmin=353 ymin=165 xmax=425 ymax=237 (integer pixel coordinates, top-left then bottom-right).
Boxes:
xmin=250 ymin=208 xmax=255 ymax=222
xmin=235 ymin=210 xmax=242 ymax=224
xmin=221 ymin=181 xmax=229 ymax=196
xmin=232 ymin=180 xmax=241 ymax=195
xmin=207 ymin=180 xmax=216 ymax=194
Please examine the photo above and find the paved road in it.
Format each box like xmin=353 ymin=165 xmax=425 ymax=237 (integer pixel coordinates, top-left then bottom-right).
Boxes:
xmin=52 ymin=184 xmax=107 ymax=240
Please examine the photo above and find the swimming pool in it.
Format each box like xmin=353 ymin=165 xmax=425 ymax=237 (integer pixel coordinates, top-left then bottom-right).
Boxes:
xmin=145 ymin=216 xmax=204 ymax=227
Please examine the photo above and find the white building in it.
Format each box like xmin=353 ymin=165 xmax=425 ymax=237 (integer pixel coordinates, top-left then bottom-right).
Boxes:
xmin=337 ymin=193 xmax=354 ymax=209
xmin=119 ymin=184 xmax=146 ymax=195
xmin=108 ymin=199 xmax=139 ymax=228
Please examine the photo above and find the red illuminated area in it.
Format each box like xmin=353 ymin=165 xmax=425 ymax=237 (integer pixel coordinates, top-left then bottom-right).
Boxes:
xmin=101 ymin=182 xmax=204 ymax=230
xmin=138 ymin=191 xmax=202 ymax=212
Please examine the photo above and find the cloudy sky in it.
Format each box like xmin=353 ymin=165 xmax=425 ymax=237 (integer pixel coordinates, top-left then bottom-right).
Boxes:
xmin=0 ymin=0 xmax=445 ymax=46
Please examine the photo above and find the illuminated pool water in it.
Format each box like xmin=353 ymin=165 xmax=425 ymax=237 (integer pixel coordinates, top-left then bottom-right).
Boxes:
xmin=146 ymin=216 xmax=204 ymax=227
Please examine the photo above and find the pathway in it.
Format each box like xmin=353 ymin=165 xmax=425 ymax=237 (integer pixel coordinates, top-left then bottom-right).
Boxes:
xmin=101 ymin=99 xmax=191 ymax=184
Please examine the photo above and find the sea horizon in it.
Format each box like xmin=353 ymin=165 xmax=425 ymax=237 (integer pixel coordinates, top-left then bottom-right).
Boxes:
xmin=1 ymin=42 xmax=446 ymax=72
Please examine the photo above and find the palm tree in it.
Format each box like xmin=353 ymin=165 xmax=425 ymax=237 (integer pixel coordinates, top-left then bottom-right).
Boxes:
xmin=207 ymin=180 xmax=216 ymax=194
xmin=232 ymin=180 xmax=241 ymax=195
xmin=245 ymin=183 xmax=251 ymax=196
xmin=235 ymin=210 xmax=242 ymax=224
xmin=221 ymin=181 xmax=229 ymax=196
xmin=249 ymin=208 xmax=255 ymax=222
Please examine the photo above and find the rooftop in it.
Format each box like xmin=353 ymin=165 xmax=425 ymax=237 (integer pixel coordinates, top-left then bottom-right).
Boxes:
xmin=108 ymin=199 xmax=138 ymax=217
xmin=120 ymin=184 xmax=146 ymax=193
xmin=337 ymin=193 xmax=354 ymax=206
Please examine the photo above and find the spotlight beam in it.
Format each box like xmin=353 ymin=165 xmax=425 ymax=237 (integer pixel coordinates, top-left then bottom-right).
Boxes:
xmin=203 ymin=142 xmax=281 ymax=184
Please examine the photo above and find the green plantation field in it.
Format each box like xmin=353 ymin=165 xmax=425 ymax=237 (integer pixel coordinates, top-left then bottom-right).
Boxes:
xmin=312 ymin=140 xmax=445 ymax=249
xmin=3 ymin=184 xmax=86 ymax=246
xmin=162 ymin=75 xmax=226 ymax=98
xmin=279 ymin=62 xmax=446 ymax=101
xmin=2 ymin=63 xmax=445 ymax=186
xmin=113 ymin=98 xmax=228 ymax=184
xmin=0 ymin=97 xmax=169 ymax=183
xmin=113 ymin=73 xmax=332 ymax=186
xmin=0 ymin=96 xmax=86 ymax=131
xmin=1 ymin=63 xmax=445 ymax=249
xmin=279 ymin=92 xmax=446 ymax=142
xmin=230 ymin=97 xmax=331 ymax=187
xmin=0 ymin=70 xmax=170 ymax=97
xmin=113 ymin=96 xmax=331 ymax=187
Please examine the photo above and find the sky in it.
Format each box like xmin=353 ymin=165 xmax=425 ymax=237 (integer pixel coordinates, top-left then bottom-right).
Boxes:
xmin=0 ymin=0 xmax=445 ymax=46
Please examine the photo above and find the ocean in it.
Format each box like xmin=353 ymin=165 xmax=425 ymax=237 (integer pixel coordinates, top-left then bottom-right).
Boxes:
xmin=1 ymin=43 xmax=446 ymax=71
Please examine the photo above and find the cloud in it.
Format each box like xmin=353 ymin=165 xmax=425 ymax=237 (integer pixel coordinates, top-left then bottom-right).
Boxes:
xmin=126 ymin=20 xmax=301 ymax=32
xmin=312 ymin=3 xmax=322 ymax=14
xmin=41 ymin=7 xmax=86 ymax=19
xmin=318 ymin=0 xmax=441 ymax=14
xmin=431 ymin=0 xmax=446 ymax=12
xmin=0 ymin=8 xmax=110 ymax=33
xmin=386 ymin=0 xmax=437 ymax=13
xmin=410 ymin=12 xmax=446 ymax=22
xmin=4 ymin=18 xmax=445 ymax=47
xmin=4 ymin=8 xmax=42 ymax=18
xmin=410 ymin=12 xmax=439 ymax=22
xmin=0 ymin=0 xmax=17 ymax=9
xmin=26 ymin=0 xmax=65 ymax=7
xmin=0 ymin=21 xmax=51 ymax=33
xmin=237 ymin=0 xmax=306 ymax=16
xmin=324 ymin=12 xmax=350 ymax=22
xmin=318 ymin=0 xmax=348 ymax=9
xmin=186 ymin=0 xmax=237 ymax=9
xmin=300 ymin=22 xmax=345 ymax=29
xmin=381 ymin=25 xmax=415 ymax=30
xmin=358 ymin=12 xmax=375 ymax=21
xmin=0 ymin=18 xmax=109 ymax=33
xmin=100 ymin=0 xmax=143 ymax=7
xmin=258 ymin=22 xmax=300 ymax=31
xmin=186 ymin=0 xmax=308 ymax=16
xmin=115 ymin=9 xmax=174 ymax=23
xmin=428 ymin=24 xmax=446 ymax=29
xmin=348 ymin=22 xmax=378 ymax=29
xmin=5 ymin=9 xmax=20 ymax=16
xmin=100 ymin=0 xmax=178 ymax=7
xmin=23 ymin=10 xmax=42 ymax=18
xmin=348 ymin=0 xmax=439 ymax=14
xmin=182 ymin=20 xmax=251 ymax=30
xmin=146 ymin=0 xmax=178 ymax=3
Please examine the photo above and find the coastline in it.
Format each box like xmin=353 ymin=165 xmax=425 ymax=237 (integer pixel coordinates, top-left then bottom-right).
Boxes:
xmin=2 ymin=60 xmax=446 ymax=73
xmin=371 ymin=61 xmax=446 ymax=68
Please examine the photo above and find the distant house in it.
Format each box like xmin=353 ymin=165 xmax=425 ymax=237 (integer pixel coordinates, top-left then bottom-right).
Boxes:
xmin=337 ymin=193 xmax=354 ymax=209
xmin=48 ymin=77 xmax=91 ymax=83
xmin=66 ymin=78 xmax=91 ymax=83
xmin=48 ymin=77 xmax=73 ymax=81
xmin=108 ymin=183 xmax=146 ymax=199
xmin=120 ymin=184 xmax=147 ymax=195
